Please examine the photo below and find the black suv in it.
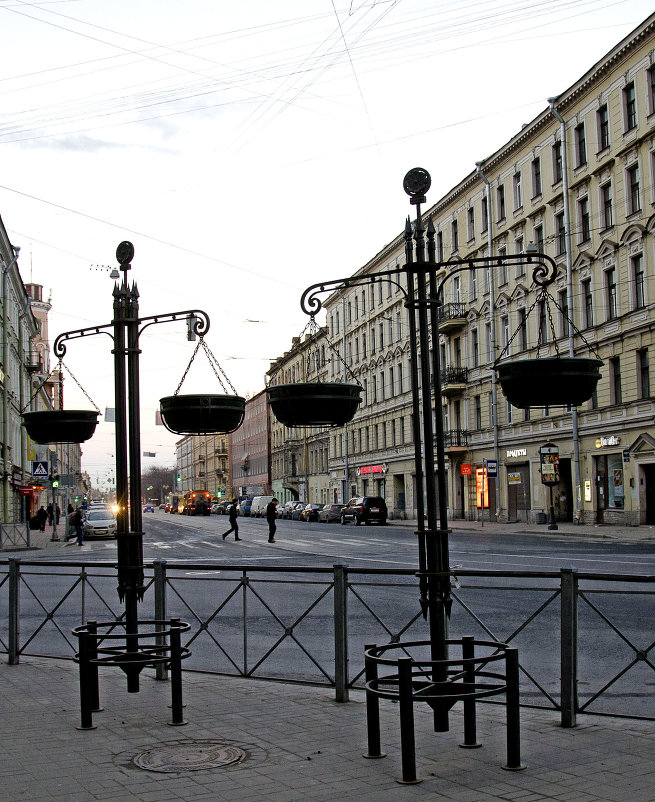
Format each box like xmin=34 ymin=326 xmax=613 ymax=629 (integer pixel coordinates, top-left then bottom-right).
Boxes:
xmin=340 ymin=496 xmax=387 ymax=526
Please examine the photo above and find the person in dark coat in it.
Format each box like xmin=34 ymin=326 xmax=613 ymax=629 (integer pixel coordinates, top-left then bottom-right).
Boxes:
xmin=266 ymin=498 xmax=278 ymax=543
xmin=36 ymin=506 xmax=47 ymax=532
xmin=222 ymin=499 xmax=241 ymax=541
xmin=47 ymin=503 xmax=54 ymax=526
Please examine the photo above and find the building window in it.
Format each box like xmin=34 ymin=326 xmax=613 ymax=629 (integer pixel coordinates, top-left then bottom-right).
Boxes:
xmin=370 ymin=327 xmax=376 ymax=354
xmin=632 ymin=253 xmax=645 ymax=310
xmin=497 ymin=184 xmax=506 ymax=221
xmin=555 ymin=211 xmax=566 ymax=255
xmin=362 ymin=290 xmax=366 ymax=315
xmin=355 ymin=337 xmax=360 ymax=363
xmin=372 ymin=375 xmax=377 ymax=403
xmin=513 ymin=172 xmax=522 ymax=209
xmin=605 ymin=267 xmax=617 ymax=321
xmin=470 ymin=269 xmax=478 ymax=300
xmin=578 ymin=197 xmax=590 ymax=242
xmin=575 ymin=122 xmax=587 ymax=166
xmin=518 ymin=308 xmax=527 ymax=351
xmin=597 ymin=104 xmax=610 ymax=150
xmin=471 ymin=328 xmax=479 ymax=366
xmin=533 ymin=223 xmax=544 ymax=251
xmin=362 ymin=332 xmax=367 ymax=358
xmin=380 ymin=371 xmax=385 ymax=401
xmin=467 ymin=207 xmax=475 ymax=240
xmin=639 ymin=349 xmax=650 ymax=399
xmin=649 ymin=66 xmax=655 ymax=115
xmin=558 ymin=288 xmax=569 ymax=338
xmin=538 ymin=300 xmax=549 ymax=343
xmin=451 ymin=219 xmax=459 ymax=251
xmin=501 ymin=316 xmax=510 ymax=355
xmin=553 ymin=140 xmax=562 ymax=183
xmin=498 ymin=250 xmax=508 ymax=285
xmin=379 ymin=322 xmax=384 ymax=350
xmin=582 ymin=278 xmax=593 ymax=328
xmin=610 ymin=356 xmax=622 ymax=404
xmin=437 ymin=230 xmax=444 ymax=261
xmin=601 ymin=182 xmax=613 ymax=229
xmin=627 ymin=164 xmax=641 ymax=215
xmin=531 ymin=157 xmax=542 ymax=197
xmin=354 ymin=296 xmax=359 ymax=320
xmin=388 ymin=367 xmax=394 ymax=397
xmin=474 ymin=395 xmax=482 ymax=430
xmin=481 ymin=196 xmax=488 ymax=232
xmin=624 ymin=81 xmax=637 ymax=131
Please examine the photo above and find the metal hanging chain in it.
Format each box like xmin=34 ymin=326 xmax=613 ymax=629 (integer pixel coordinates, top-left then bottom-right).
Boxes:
xmin=174 ymin=337 xmax=237 ymax=396
xmin=61 ymin=360 xmax=101 ymax=412
xmin=495 ymin=286 xmax=602 ymax=367
xmin=319 ymin=315 xmax=362 ymax=387
xmin=22 ymin=359 xmax=100 ymax=413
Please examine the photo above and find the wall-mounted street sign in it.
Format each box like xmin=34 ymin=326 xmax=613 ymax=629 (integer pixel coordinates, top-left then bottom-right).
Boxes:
xmin=32 ymin=460 xmax=48 ymax=477
xmin=486 ymin=459 xmax=498 ymax=478
xmin=507 ymin=472 xmax=522 ymax=485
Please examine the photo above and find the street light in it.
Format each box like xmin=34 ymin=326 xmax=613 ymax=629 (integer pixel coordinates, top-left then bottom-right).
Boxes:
xmin=290 ymin=168 xmax=562 ymax=734
xmin=51 ymin=242 xmax=216 ymax=704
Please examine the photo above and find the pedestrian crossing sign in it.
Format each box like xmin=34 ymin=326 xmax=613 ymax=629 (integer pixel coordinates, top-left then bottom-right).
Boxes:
xmin=32 ymin=461 xmax=48 ymax=477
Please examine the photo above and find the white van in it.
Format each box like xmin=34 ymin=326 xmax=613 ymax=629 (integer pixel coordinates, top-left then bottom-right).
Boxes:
xmin=250 ymin=495 xmax=274 ymax=518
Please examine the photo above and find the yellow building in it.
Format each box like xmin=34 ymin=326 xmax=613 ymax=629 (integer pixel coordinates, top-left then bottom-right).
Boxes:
xmin=281 ymin=12 xmax=655 ymax=525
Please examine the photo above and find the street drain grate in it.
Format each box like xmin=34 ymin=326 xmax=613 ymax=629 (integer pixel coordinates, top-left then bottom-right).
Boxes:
xmin=133 ymin=740 xmax=247 ymax=773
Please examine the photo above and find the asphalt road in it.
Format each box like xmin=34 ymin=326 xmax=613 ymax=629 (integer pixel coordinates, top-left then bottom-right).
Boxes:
xmin=4 ymin=511 xmax=655 ymax=718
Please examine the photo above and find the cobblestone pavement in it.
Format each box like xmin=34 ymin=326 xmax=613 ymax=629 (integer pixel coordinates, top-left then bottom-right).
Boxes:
xmin=2 ymin=656 xmax=655 ymax=801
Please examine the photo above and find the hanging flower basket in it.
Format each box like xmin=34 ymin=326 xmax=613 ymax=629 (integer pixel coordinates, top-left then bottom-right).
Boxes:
xmin=159 ymin=394 xmax=245 ymax=435
xmin=22 ymin=410 xmax=99 ymax=444
xmin=267 ymin=382 xmax=362 ymax=427
xmin=496 ymin=357 xmax=602 ymax=408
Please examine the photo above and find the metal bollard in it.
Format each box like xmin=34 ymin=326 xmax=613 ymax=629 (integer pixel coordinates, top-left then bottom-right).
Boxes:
xmin=460 ymin=636 xmax=481 ymax=748
xmin=86 ymin=620 xmax=102 ymax=712
xmin=363 ymin=645 xmax=385 ymax=759
xmin=397 ymin=657 xmax=421 ymax=784
xmin=502 ymin=647 xmax=525 ymax=770
xmin=76 ymin=627 xmax=97 ymax=730
xmin=168 ymin=618 xmax=187 ymax=726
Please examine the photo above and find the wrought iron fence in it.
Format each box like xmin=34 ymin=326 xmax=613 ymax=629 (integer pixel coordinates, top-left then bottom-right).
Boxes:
xmin=0 ymin=523 xmax=30 ymax=550
xmin=0 ymin=557 xmax=653 ymax=724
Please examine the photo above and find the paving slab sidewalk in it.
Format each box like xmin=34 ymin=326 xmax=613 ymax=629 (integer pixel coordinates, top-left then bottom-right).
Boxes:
xmin=2 ymin=657 xmax=655 ymax=801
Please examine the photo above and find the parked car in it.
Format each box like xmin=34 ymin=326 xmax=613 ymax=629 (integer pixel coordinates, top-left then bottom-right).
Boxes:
xmin=250 ymin=495 xmax=275 ymax=518
xmin=290 ymin=503 xmax=306 ymax=521
xmin=159 ymin=503 xmax=166 ymax=510
xmin=143 ymin=504 xmax=155 ymax=513
xmin=238 ymin=499 xmax=252 ymax=517
xmin=318 ymin=503 xmax=345 ymax=523
xmin=301 ymin=503 xmax=323 ymax=522
xmin=340 ymin=496 xmax=387 ymax=526
xmin=211 ymin=503 xmax=222 ymax=514
xmin=218 ymin=500 xmax=232 ymax=514
xmin=281 ymin=501 xmax=298 ymax=519
xmin=83 ymin=509 xmax=117 ymax=539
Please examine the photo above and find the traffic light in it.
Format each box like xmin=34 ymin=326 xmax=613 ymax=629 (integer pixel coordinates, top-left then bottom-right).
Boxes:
xmin=52 ymin=475 xmax=60 ymax=488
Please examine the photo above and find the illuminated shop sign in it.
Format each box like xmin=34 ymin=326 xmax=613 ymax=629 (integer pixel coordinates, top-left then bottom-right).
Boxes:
xmin=596 ymin=435 xmax=620 ymax=448
xmin=506 ymin=448 xmax=527 ymax=458
xmin=357 ymin=464 xmax=388 ymax=475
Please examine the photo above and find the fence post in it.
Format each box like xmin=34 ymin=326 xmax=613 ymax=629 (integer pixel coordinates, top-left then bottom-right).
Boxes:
xmin=154 ymin=560 xmax=168 ymax=681
xmin=8 ymin=557 xmax=20 ymax=665
xmin=560 ymin=567 xmax=578 ymax=728
xmin=333 ymin=563 xmax=349 ymax=702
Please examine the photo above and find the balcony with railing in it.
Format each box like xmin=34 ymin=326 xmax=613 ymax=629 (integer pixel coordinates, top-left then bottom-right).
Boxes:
xmin=442 ymin=429 xmax=469 ymax=452
xmin=437 ymin=302 xmax=467 ymax=333
xmin=440 ymin=366 xmax=468 ymax=396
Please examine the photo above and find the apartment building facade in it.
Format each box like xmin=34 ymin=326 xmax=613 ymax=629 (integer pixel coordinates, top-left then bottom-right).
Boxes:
xmin=270 ymin=12 xmax=655 ymax=526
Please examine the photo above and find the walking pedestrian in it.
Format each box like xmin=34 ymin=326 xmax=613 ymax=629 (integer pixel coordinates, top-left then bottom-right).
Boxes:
xmin=36 ymin=505 xmax=47 ymax=532
xmin=66 ymin=508 xmax=84 ymax=545
xmin=47 ymin=503 xmax=54 ymax=527
xmin=222 ymin=499 xmax=241 ymax=541
xmin=266 ymin=498 xmax=278 ymax=543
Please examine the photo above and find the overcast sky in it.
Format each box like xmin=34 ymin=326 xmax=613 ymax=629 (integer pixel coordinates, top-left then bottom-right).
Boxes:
xmin=1 ymin=0 xmax=652 ymax=486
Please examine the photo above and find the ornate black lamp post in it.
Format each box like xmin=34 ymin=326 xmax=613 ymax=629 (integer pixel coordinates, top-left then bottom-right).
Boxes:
xmin=24 ymin=242 xmax=245 ymax=725
xmin=287 ymin=169 xmax=563 ymax=677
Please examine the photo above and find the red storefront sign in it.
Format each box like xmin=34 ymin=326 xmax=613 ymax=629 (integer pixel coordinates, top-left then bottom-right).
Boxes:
xmin=460 ymin=464 xmax=472 ymax=476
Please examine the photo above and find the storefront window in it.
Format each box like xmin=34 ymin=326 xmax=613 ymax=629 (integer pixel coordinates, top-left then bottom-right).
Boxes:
xmin=607 ymin=453 xmax=624 ymax=509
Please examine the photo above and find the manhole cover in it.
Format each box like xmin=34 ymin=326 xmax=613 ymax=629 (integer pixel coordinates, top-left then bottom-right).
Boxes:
xmin=133 ymin=740 xmax=247 ymax=773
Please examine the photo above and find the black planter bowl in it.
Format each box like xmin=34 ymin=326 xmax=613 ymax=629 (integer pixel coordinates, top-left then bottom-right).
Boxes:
xmin=496 ymin=357 xmax=603 ymax=408
xmin=159 ymin=394 xmax=246 ymax=435
xmin=22 ymin=410 xmax=99 ymax=444
xmin=267 ymin=382 xmax=362 ymax=427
